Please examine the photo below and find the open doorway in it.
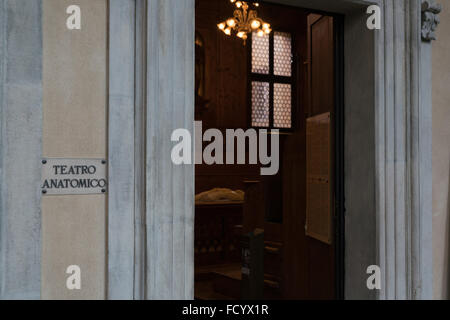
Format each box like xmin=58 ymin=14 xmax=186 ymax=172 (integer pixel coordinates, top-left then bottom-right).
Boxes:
xmin=194 ymin=0 xmax=344 ymax=300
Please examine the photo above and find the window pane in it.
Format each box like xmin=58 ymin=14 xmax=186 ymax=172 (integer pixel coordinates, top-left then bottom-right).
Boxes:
xmin=274 ymin=32 xmax=292 ymax=77
xmin=251 ymin=81 xmax=270 ymax=127
xmin=251 ymin=32 xmax=270 ymax=74
xmin=274 ymin=83 xmax=292 ymax=128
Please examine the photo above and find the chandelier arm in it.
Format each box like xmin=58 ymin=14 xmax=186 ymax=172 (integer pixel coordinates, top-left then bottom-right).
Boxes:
xmin=218 ymin=0 xmax=271 ymax=44
xmin=248 ymin=10 xmax=257 ymax=21
xmin=234 ymin=10 xmax=243 ymax=28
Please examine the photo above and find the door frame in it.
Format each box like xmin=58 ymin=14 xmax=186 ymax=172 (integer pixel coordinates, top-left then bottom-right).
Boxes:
xmin=333 ymin=13 xmax=345 ymax=300
xmin=107 ymin=0 xmax=436 ymax=300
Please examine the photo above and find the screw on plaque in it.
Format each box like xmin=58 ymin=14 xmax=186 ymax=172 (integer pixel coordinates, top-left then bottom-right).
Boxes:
xmin=102 ymin=160 xmax=106 ymax=164
xmin=102 ymin=189 xmax=106 ymax=193
xmin=42 ymin=190 xmax=47 ymax=194
xmin=42 ymin=159 xmax=47 ymax=164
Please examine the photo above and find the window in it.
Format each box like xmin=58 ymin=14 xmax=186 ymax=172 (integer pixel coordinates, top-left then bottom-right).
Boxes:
xmin=250 ymin=31 xmax=294 ymax=129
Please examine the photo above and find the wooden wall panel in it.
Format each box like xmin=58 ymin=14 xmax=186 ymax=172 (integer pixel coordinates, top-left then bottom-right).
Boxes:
xmin=195 ymin=0 xmax=248 ymax=130
xmin=310 ymin=16 xmax=334 ymax=117
xmin=195 ymin=0 xmax=250 ymax=196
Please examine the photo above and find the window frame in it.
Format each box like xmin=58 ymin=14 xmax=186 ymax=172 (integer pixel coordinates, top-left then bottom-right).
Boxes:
xmin=247 ymin=28 xmax=297 ymax=132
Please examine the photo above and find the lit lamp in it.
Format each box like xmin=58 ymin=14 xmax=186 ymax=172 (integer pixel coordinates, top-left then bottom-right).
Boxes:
xmin=217 ymin=0 xmax=272 ymax=45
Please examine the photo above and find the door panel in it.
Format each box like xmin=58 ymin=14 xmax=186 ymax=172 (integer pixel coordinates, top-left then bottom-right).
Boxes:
xmin=306 ymin=15 xmax=335 ymax=300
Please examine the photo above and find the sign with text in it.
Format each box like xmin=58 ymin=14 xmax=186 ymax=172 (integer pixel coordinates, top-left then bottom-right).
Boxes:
xmin=41 ymin=158 xmax=107 ymax=195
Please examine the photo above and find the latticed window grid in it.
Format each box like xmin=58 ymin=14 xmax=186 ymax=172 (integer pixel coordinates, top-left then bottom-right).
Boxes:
xmin=252 ymin=33 xmax=270 ymax=74
xmin=251 ymin=82 xmax=270 ymax=127
xmin=274 ymin=32 xmax=292 ymax=77
xmin=274 ymin=83 xmax=292 ymax=128
xmin=249 ymin=30 xmax=293 ymax=129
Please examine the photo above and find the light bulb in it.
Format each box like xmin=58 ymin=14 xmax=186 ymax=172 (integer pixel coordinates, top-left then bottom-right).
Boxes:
xmin=224 ymin=28 xmax=231 ymax=36
xmin=264 ymin=28 xmax=271 ymax=34
xmin=230 ymin=0 xmax=236 ymax=2
xmin=237 ymin=31 xmax=245 ymax=38
xmin=227 ymin=18 xmax=236 ymax=27
xmin=251 ymin=20 xmax=261 ymax=29
xmin=257 ymin=29 xmax=264 ymax=37
xmin=217 ymin=23 xmax=226 ymax=30
xmin=254 ymin=3 xmax=260 ymax=6
xmin=236 ymin=1 xmax=242 ymax=8
xmin=262 ymin=23 xmax=270 ymax=30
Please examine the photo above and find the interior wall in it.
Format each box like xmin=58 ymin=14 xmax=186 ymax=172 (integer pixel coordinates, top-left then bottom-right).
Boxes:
xmin=432 ymin=2 xmax=450 ymax=300
xmin=42 ymin=0 xmax=107 ymax=299
xmin=195 ymin=0 xmax=256 ymax=195
xmin=195 ymin=0 xmax=248 ymax=130
xmin=194 ymin=0 xmax=303 ymax=195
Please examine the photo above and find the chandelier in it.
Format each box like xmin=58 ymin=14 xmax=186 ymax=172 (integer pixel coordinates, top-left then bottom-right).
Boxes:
xmin=217 ymin=0 xmax=272 ymax=45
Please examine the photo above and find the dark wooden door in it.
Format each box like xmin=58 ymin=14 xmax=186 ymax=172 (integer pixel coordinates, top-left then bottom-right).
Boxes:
xmin=305 ymin=14 xmax=335 ymax=299
xmin=242 ymin=8 xmax=337 ymax=300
